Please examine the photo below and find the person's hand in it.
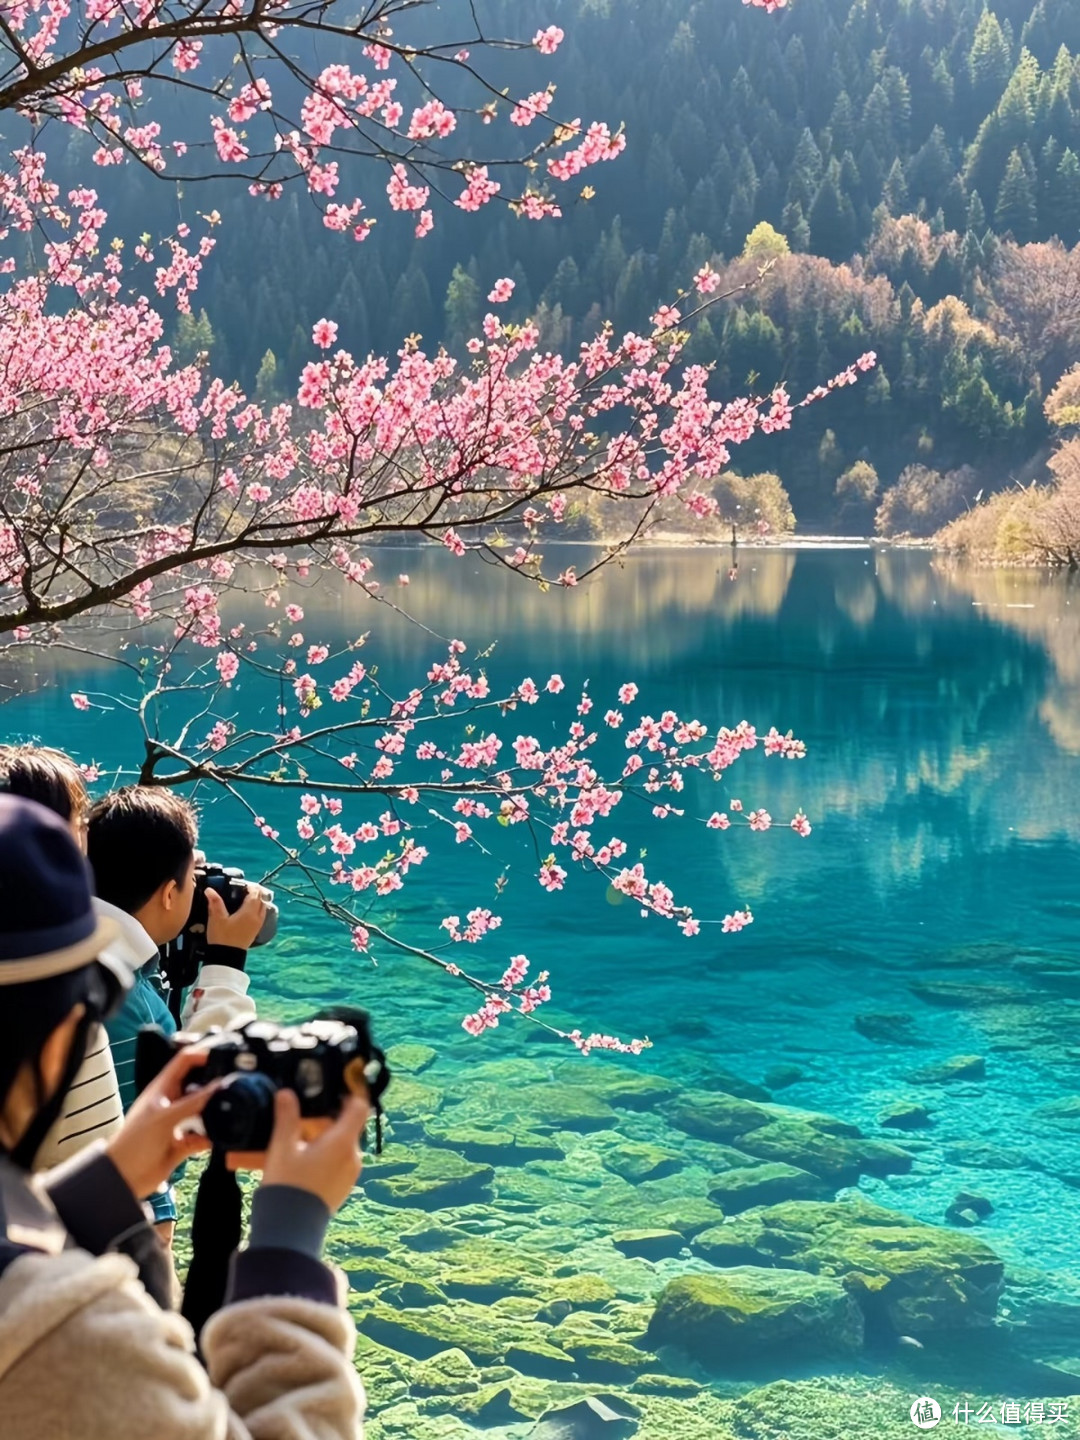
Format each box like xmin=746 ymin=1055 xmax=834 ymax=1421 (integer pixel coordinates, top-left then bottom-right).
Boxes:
xmin=205 ymin=882 xmax=269 ymax=951
xmin=253 ymin=1089 xmax=371 ymax=1213
xmin=105 ymin=1047 xmax=217 ymax=1201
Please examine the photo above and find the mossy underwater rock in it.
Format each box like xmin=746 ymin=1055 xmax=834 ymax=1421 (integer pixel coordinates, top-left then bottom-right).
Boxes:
xmin=592 ymin=1136 xmax=684 ymax=1183
xmin=730 ymin=1376 xmax=954 ymax=1440
xmin=647 ymin=1269 xmax=864 ymax=1366
xmin=877 ymin=1100 xmax=933 ymax=1130
xmin=611 ymin=1229 xmax=685 ymax=1261
xmin=665 ymin=1092 xmax=774 ymax=1143
xmin=735 ymin=1119 xmax=912 ymax=1185
xmin=664 ymin=1093 xmax=908 ymax=1185
xmin=548 ymin=1313 xmax=656 ymax=1382
xmin=363 ymin=1149 xmax=494 ymax=1209
xmin=552 ymin=1063 xmax=682 ymax=1109
xmin=385 ymin=1043 xmax=438 ymax=1074
xmin=593 ymin=1192 xmax=725 ymax=1239
xmin=451 ymin=1081 xmax=619 ymax=1134
xmin=410 ymin=1348 xmax=481 ymax=1397
xmin=707 ymin=1163 xmax=832 ymax=1213
xmin=692 ymin=1196 xmax=1004 ymax=1336
xmin=906 ymin=1054 xmax=986 ymax=1084
xmin=355 ymin=1296 xmax=571 ymax=1374
xmin=424 ymin=1123 xmax=565 ymax=1166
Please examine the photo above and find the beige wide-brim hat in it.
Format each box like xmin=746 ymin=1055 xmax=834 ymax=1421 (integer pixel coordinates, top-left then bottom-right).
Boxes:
xmin=0 ymin=913 xmax=120 ymax=986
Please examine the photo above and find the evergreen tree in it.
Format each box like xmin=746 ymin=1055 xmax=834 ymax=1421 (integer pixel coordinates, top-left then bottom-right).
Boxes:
xmin=809 ymin=161 xmax=859 ymax=260
xmin=882 ymin=158 xmax=909 ymax=215
xmin=995 ymin=147 xmax=1038 ymax=237
xmin=1047 ymin=147 xmax=1080 ymax=241
xmin=174 ymin=308 xmax=215 ymax=366
xmin=908 ymin=127 xmax=956 ymax=212
xmin=254 ymin=350 xmax=282 ymax=403
xmin=444 ymin=264 xmax=481 ymax=350
xmin=968 ymin=11 xmax=1013 ymax=115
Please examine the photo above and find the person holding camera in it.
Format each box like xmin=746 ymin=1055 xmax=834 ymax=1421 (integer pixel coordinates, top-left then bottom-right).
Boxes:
xmin=0 ymin=794 xmax=368 ymax=1439
xmin=87 ymin=786 xmax=271 ymax=1242
xmin=0 ymin=744 xmax=135 ymax=1171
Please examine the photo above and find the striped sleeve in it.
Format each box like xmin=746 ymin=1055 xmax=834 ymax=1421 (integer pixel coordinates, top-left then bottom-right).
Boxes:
xmin=34 ymin=1024 xmax=125 ymax=1171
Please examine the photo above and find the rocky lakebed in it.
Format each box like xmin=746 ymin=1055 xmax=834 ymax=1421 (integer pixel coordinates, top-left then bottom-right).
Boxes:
xmin=277 ymin=1029 xmax=1080 ymax=1440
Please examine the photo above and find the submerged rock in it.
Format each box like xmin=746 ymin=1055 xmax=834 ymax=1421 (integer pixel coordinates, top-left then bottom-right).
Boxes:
xmin=854 ymin=1012 xmax=921 ymax=1045
xmin=595 ymin=1194 xmax=726 ymax=1239
xmin=909 ymin=980 xmax=1029 ymax=1008
xmin=611 ymin=1229 xmax=685 ymax=1261
xmin=763 ymin=1065 xmax=806 ymax=1091
xmin=1034 ymin=1096 xmax=1080 ymax=1129
xmin=592 ymin=1136 xmax=684 ymax=1183
xmin=734 ymin=1119 xmax=912 ymax=1185
xmin=945 ymin=1191 xmax=994 ymax=1225
xmin=530 ymin=1394 xmax=642 ymax=1440
xmin=691 ymin=1196 xmax=1004 ymax=1336
xmin=364 ymin=1150 xmax=494 ymax=1209
xmin=410 ymin=1348 xmax=481 ymax=1397
xmin=878 ymin=1100 xmax=933 ymax=1130
xmin=944 ymin=1140 xmax=1039 ymax=1171
xmin=664 ymin=1092 xmax=775 ymax=1142
xmin=385 ymin=1043 xmax=437 ymax=1074
xmin=646 ymin=1269 xmax=864 ymax=1365
xmin=667 ymin=1091 xmax=911 ymax=1186
xmin=551 ymin=1064 xmax=681 ymax=1109
xmin=706 ymin=1163 xmax=832 ymax=1213
xmin=730 ymin=1376 xmax=951 ymax=1440
xmin=906 ymin=1054 xmax=986 ymax=1084
xmin=424 ymin=1123 xmax=565 ymax=1166
xmin=492 ymin=1083 xmax=620 ymax=1133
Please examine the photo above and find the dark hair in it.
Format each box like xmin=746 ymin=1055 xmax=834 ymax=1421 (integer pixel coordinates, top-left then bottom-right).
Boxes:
xmin=0 ymin=744 xmax=87 ymax=828
xmin=87 ymin=787 xmax=198 ymax=915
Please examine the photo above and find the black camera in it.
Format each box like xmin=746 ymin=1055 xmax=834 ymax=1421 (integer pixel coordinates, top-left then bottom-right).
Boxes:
xmin=135 ymin=1010 xmax=390 ymax=1152
xmin=159 ymin=859 xmax=278 ymax=1019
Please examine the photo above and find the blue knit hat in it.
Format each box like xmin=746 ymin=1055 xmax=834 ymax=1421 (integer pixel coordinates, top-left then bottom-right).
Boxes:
xmin=0 ymin=793 xmax=122 ymax=986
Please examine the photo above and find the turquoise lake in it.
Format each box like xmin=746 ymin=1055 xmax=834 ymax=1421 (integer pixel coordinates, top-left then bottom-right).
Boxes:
xmin=5 ymin=545 xmax=1080 ymax=1435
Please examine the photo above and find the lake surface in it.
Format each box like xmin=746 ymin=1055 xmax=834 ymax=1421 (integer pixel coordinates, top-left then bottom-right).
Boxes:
xmin=6 ymin=546 xmax=1080 ymax=1436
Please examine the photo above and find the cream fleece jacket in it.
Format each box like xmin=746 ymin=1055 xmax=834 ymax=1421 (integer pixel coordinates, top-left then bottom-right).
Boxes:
xmin=0 ymin=1246 xmax=365 ymax=1440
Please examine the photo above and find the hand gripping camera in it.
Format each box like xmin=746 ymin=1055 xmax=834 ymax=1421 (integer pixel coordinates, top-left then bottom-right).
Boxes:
xmin=159 ymin=859 xmax=279 ymax=1021
xmin=135 ymin=1009 xmax=390 ymax=1153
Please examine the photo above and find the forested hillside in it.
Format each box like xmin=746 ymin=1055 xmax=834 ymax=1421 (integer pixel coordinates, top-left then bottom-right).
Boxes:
xmin=54 ymin=0 xmax=1080 ymax=529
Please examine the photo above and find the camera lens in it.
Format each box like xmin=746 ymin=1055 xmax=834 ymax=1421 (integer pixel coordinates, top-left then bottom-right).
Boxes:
xmin=202 ymin=1071 xmax=277 ymax=1151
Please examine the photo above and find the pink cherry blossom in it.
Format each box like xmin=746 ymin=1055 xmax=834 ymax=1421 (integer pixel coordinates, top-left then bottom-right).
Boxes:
xmin=71 ymin=693 xmax=90 ymax=710
xmin=487 ymin=277 xmax=514 ymax=303
xmin=312 ymin=319 xmax=338 ymax=349
xmin=533 ymin=25 xmax=564 ymax=53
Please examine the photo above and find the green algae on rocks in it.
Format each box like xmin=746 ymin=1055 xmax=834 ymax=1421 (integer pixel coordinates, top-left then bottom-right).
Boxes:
xmin=647 ymin=1269 xmax=865 ymax=1366
xmin=692 ymin=1196 xmax=1004 ymax=1336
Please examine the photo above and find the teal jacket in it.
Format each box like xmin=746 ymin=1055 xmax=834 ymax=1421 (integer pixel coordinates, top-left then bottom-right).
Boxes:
xmin=104 ymin=963 xmax=178 ymax=1224
xmin=105 ymin=962 xmax=176 ymax=1114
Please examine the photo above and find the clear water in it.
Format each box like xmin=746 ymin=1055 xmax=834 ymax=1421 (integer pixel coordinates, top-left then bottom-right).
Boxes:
xmin=6 ymin=546 xmax=1080 ymax=1434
